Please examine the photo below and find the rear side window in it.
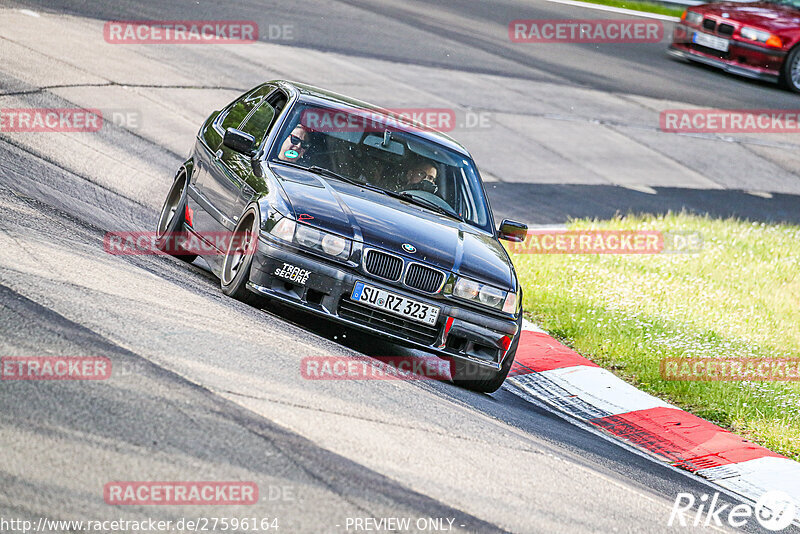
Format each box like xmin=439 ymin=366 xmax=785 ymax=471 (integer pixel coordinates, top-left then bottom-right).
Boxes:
xmin=218 ymin=84 xmax=274 ymax=132
xmin=240 ymin=103 xmax=276 ymax=147
xmin=238 ymin=90 xmax=287 ymax=147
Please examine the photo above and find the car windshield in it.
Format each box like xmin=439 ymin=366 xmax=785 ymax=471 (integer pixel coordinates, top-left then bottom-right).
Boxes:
xmin=268 ymin=103 xmax=492 ymax=232
xmin=764 ymin=0 xmax=800 ymax=8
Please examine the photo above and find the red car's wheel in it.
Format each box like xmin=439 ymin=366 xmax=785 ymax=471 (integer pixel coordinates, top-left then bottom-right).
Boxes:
xmin=782 ymin=45 xmax=800 ymax=93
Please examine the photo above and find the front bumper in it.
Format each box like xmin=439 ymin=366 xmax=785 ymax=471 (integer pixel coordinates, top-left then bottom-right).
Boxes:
xmin=669 ymin=24 xmax=784 ymax=83
xmin=247 ymin=236 xmax=520 ymax=370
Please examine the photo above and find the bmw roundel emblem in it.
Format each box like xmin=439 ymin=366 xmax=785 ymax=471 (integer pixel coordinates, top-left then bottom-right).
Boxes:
xmin=402 ymin=243 xmax=416 ymax=253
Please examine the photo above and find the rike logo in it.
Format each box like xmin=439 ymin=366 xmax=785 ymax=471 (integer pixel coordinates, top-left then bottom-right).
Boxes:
xmin=669 ymin=491 xmax=797 ymax=531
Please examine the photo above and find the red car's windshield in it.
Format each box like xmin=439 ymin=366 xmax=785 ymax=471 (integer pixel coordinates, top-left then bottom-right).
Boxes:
xmin=764 ymin=0 xmax=800 ymax=9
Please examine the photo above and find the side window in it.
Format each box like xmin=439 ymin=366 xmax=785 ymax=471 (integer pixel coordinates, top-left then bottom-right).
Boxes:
xmin=218 ymin=84 xmax=275 ymax=132
xmin=454 ymin=168 xmax=480 ymax=224
xmin=239 ymin=91 xmax=288 ymax=148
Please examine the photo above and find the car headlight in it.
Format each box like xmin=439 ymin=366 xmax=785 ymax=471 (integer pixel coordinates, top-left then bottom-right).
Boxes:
xmin=453 ymin=277 xmax=510 ymax=312
xmin=740 ymin=27 xmax=782 ymax=47
xmin=269 ymin=217 xmax=296 ymax=242
xmin=321 ymin=233 xmax=347 ymax=256
xmin=295 ymin=224 xmax=321 ymax=249
xmin=502 ymin=290 xmax=518 ymax=315
xmin=272 ymin=220 xmax=350 ymax=261
xmin=682 ymin=10 xmax=703 ymax=25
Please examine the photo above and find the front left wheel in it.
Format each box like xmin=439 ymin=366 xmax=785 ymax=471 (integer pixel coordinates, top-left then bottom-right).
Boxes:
xmin=781 ymin=45 xmax=800 ymax=93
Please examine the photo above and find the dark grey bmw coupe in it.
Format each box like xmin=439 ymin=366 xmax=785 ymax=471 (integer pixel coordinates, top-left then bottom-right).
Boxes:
xmin=155 ymin=80 xmax=528 ymax=393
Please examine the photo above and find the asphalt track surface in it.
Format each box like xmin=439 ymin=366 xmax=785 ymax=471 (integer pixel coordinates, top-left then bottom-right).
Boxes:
xmin=0 ymin=0 xmax=798 ymax=533
xmin=11 ymin=0 xmax=800 ymax=108
xmin=16 ymin=0 xmax=799 ymax=227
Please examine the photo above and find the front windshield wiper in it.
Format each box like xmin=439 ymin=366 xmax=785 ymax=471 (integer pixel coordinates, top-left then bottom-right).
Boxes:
xmin=273 ymin=161 xmax=462 ymax=221
xmin=308 ymin=166 xmax=363 ymax=186
xmin=273 ymin=160 xmax=364 ymax=186
xmin=310 ymin=166 xmax=408 ymax=198
xmin=388 ymin=190 xmax=463 ymax=222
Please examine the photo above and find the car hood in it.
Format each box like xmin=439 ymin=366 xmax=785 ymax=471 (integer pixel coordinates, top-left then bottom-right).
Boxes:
xmin=695 ymin=2 xmax=800 ymax=31
xmin=270 ymin=164 xmax=514 ymax=290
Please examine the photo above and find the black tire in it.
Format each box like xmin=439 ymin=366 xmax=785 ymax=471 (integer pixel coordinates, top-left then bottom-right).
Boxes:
xmin=449 ymin=321 xmax=522 ymax=394
xmin=155 ymin=170 xmax=198 ymax=263
xmin=220 ymin=207 xmax=266 ymax=307
xmin=781 ymin=45 xmax=800 ymax=93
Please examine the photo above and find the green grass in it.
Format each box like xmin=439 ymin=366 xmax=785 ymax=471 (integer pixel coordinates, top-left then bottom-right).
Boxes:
xmin=567 ymin=0 xmax=686 ymax=18
xmin=510 ymin=213 xmax=800 ymax=460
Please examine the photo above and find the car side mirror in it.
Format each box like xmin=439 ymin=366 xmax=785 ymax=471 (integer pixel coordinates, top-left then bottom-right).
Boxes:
xmin=223 ymin=128 xmax=256 ymax=156
xmin=498 ymin=219 xmax=528 ymax=242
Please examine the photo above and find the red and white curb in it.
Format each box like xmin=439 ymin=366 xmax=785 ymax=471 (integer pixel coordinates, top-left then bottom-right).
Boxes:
xmin=505 ymin=319 xmax=800 ymax=515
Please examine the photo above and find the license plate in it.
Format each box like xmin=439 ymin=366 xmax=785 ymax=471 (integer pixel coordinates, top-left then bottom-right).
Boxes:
xmin=351 ymin=281 xmax=440 ymax=326
xmin=692 ymin=31 xmax=729 ymax=52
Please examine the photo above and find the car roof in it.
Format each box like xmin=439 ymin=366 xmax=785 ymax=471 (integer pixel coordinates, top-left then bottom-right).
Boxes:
xmin=272 ymin=79 xmax=472 ymax=157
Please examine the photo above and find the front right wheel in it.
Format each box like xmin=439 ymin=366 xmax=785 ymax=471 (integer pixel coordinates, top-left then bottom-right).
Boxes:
xmin=220 ymin=206 xmax=267 ymax=308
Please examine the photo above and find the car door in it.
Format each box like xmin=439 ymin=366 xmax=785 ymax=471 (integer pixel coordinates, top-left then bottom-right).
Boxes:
xmin=213 ymin=90 xmax=284 ymax=225
xmin=192 ymin=84 xmax=275 ymax=236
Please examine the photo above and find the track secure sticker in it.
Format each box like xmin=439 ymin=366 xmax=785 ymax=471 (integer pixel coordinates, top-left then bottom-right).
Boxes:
xmin=274 ymin=262 xmax=311 ymax=285
xmin=283 ymin=149 xmax=299 ymax=159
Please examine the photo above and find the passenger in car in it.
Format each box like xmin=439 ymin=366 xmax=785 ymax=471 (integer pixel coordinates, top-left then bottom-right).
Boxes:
xmin=396 ymin=159 xmax=439 ymax=194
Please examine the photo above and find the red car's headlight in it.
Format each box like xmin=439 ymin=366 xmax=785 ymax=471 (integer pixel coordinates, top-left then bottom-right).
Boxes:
xmin=683 ymin=10 xmax=703 ymax=25
xmin=740 ymin=26 xmax=783 ymax=48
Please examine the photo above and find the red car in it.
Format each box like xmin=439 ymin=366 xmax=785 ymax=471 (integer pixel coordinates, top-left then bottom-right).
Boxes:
xmin=669 ymin=0 xmax=800 ymax=92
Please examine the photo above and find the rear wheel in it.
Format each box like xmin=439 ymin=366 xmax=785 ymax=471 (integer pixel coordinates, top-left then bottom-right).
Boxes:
xmin=155 ymin=170 xmax=197 ymax=263
xmin=781 ymin=45 xmax=800 ymax=93
xmin=220 ymin=207 xmax=266 ymax=307
xmin=449 ymin=325 xmax=521 ymax=394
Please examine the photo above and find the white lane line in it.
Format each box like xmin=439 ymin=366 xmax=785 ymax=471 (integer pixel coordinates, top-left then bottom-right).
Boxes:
xmin=521 ymin=318 xmax=548 ymax=334
xmin=539 ymin=365 xmax=676 ymax=415
xmin=544 ymin=0 xmax=681 ymax=22
xmin=18 ymin=9 xmax=41 ymax=17
xmin=704 ymin=457 xmax=800 ymax=503
xmin=621 ymin=184 xmax=659 ymax=194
